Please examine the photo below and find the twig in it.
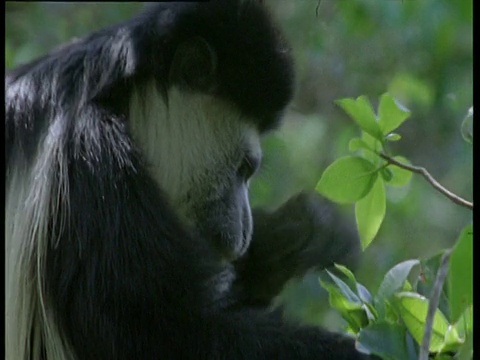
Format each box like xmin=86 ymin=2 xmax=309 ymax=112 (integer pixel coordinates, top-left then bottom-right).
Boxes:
xmin=378 ymin=152 xmax=473 ymax=210
xmin=315 ymin=0 xmax=322 ymax=18
xmin=418 ymin=249 xmax=452 ymax=360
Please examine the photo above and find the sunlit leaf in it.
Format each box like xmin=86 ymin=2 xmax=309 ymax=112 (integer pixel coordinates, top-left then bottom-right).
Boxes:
xmin=385 ymin=133 xmax=402 ymax=141
xmin=334 ymin=263 xmax=356 ymax=280
xmin=361 ymin=131 xmax=382 ymax=164
xmin=336 ymin=96 xmax=383 ymax=140
xmin=395 ymin=292 xmax=454 ymax=352
xmin=326 ymin=270 xmax=361 ymax=304
xmin=319 ymin=277 xmax=366 ymax=332
xmin=378 ymin=93 xmax=411 ymax=135
xmin=316 ymin=156 xmax=378 ymax=204
xmin=442 ymin=325 xmax=464 ymax=353
xmin=348 ymin=137 xmax=373 ymax=152
xmin=355 ymin=176 xmax=386 ymax=249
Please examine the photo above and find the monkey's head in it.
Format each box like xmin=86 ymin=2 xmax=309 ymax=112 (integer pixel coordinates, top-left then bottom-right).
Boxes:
xmin=121 ymin=1 xmax=294 ymax=260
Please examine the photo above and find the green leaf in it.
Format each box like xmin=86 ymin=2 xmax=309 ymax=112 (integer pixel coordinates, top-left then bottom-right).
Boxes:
xmin=378 ymin=93 xmax=411 ymax=135
xmin=361 ymin=131 xmax=383 ymax=164
xmin=386 ymin=156 xmax=413 ymax=187
xmin=355 ymin=176 xmax=386 ymax=249
xmin=377 ymin=260 xmax=420 ymax=301
xmin=454 ymin=308 xmax=473 ymax=360
xmin=384 ymin=300 xmax=400 ymax=323
xmin=334 ymin=263 xmax=357 ymax=285
xmin=454 ymin=305 xmax=473 ymax=339
xmin=333 ymin=264 xmax=374 ymax=308
xmin=416 ymin=252 xmax=450 ymax=319
xmin=442 ymin=325 xmax=464 ymax=353
xmin=448 ymin=224 xmax=473 ymax=322
xmin=385 ymin=133 xmax=402 ymax=141
xmin=357 ymin=283 xmax=373 ymax=304
xmin=362 ymin=302 xmax=377 ymax=323
xmin=336 ymin=96 xmax=383 ymax=140
xmin=381 ymin=167 xmax=393 ymax=182
xmin=358 ymin=322 xmax=413 ymax=360
xmin=376 ymin=260 xmax=420 ymax=317
xmin=319 ymin=277 xmax=366 ymax=332
xmin=316 ymin=156 xmax=378 ymax=204
xmin=456 ymin=330 xmax=473 ymax=360
xmin=320 ymin=280 xmax=361 ymax=310
xmin=346 ymin=308 xmax=369 ymax=333
xmin=402 ymin=280 xmax=413 ymax=292
xmin=348 ymin=137 xmax=374 ymax=152
xmin=395 ymin=292 xmax=454 ymax=352
xmin=326 ymin=270 xmax=361 ymax=305
xmin=434 ymin=354 xmax=457 ymax=360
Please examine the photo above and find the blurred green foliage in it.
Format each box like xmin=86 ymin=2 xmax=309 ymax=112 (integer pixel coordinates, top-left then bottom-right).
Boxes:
xmin=6 ymin=1 xmax=472 ymax=330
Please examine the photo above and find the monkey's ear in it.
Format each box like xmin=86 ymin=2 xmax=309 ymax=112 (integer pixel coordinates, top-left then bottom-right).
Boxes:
xmin=169 ymin=36 xmax=217 ymax=92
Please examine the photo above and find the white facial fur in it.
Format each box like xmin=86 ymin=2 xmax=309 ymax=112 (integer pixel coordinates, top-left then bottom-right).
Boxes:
xmin=129 ymin=82 xmax=261 ymax=224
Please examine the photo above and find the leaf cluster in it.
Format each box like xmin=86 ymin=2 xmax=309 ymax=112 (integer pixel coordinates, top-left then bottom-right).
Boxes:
xmin=316 ymin=94 xmax=473 ymax=359
xmin=320 ymin=225 xmax=472 ymax=359
xmin=316 ymin=93 xmax=412 ymax=249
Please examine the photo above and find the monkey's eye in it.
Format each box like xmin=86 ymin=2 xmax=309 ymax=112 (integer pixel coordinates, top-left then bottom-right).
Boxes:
xmin=237 ymin=154 xmax=260 ymax=180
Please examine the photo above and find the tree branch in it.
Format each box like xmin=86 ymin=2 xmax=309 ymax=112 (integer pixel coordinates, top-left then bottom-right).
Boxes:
xmin=378 ymin=152 xmax=473 ymax=210
xmin=418 ymin=249 xmax=452 ymax=360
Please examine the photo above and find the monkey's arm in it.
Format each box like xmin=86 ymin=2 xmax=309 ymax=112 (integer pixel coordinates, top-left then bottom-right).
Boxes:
xmin=234 ymin=192 xmax=361 ymax=307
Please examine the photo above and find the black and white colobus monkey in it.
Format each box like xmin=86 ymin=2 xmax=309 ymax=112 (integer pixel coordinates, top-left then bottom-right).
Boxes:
xmin=6 ymin=1 xmax=369 ymax=359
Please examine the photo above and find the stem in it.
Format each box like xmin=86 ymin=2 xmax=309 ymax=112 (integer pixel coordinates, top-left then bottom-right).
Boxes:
xmin=418 ymin=249 xmax=452 ymax=360
xmin=315 ymin=0 xmax=322 ymax=17
xmin=378 ymin=153 xmax=473 ymax=210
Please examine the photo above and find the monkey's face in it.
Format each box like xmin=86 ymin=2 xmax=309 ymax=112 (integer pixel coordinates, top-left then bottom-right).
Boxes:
xmin=130 ymin=83 xmax=262 ymax=261
xmin=127 ymin=32 xmax=284 ymax=261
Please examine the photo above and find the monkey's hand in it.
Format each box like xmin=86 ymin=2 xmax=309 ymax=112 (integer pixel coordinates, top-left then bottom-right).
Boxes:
xmin=233 ymin=192 xmax=361 ymax=307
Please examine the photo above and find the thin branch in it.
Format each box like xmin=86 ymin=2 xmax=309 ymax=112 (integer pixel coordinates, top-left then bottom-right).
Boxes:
xmin=315 ymin=0 xmax=322 ymax=18
xmin=418 ymin=249 xmax=452 ymax=360
xmin=378 ymin=152 xmax=473 ymax=210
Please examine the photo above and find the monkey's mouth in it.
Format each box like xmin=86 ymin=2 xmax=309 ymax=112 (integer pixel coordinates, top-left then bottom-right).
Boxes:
xmin=210 ymin=228 xmax=251 ymax=262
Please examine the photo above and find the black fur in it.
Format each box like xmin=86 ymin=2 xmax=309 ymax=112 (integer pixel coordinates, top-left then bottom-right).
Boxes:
xmin=6 ymin=2 xmax=371 ymax=359
xmin=235 ymin=192 xmax=361 ymax=308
